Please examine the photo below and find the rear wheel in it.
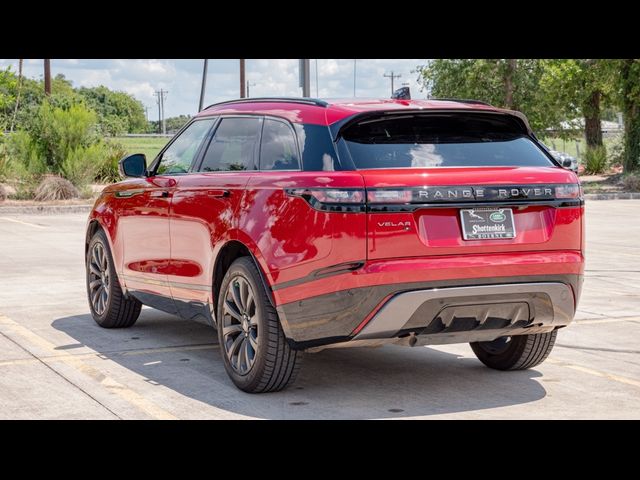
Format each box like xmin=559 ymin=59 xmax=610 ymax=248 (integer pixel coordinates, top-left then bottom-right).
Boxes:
xmin=470 ymin=330 xmax=557 ymax=370
xmin=86 ymin=229 xmax=141 ymax=328
xmin=217 ymin=257 xmax=302 ymax=393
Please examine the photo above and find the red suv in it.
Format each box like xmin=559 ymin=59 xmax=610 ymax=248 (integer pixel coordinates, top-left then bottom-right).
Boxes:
xmin=85 ymin=97 xmax=584 ymax=393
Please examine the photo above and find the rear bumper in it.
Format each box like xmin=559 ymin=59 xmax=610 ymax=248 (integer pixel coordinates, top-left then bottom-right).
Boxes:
xmin=276 ymin=269 xmax=583 ymax=349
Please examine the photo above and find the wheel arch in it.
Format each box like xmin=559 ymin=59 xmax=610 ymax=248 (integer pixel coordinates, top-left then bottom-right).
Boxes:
xmin=212 ymin=239 xmax=275 ymax=314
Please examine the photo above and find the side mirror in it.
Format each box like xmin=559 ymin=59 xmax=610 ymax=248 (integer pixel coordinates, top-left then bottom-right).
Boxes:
xmin=119 ymin=153 xmax=147 ymax=178
xmin=562 ymin=158 xmax=573 ymax=168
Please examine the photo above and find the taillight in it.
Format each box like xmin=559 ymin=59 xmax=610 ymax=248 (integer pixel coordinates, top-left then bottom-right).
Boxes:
xmin=555 ymin=184 xmax=582 ymax=199
xmin=285 ymin=188 xmax=365 ymax=212
xmin=366 ymin=189 xmax=413 ymax=203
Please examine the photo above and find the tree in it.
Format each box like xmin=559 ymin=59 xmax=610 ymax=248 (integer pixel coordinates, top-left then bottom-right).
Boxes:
xmin=417 ymin=59 xmax=563 ymax=133
xmin=539 ymin=59 xmax=616 ymax=149
xmin=616 ymin=59 xmax=640 ymax=172
xmin=77 ymin=86 xmax=147 ymax=135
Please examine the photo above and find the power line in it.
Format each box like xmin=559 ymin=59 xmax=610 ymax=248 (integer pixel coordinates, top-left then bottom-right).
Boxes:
xmin=383 ymin=71 xmax=402 ymax=96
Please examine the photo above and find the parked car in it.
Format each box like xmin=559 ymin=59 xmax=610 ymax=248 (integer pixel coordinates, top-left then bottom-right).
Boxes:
xmin=549 ymin=150 xmax=579 ymax=173
xmin=85 ymin=97 xmax=584 ymax=393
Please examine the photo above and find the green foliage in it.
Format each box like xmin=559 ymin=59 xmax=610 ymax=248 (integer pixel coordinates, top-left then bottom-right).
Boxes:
xmin=417 ymin=59 xmax=562 ymax=133
xmin=584 ymin=146 xmax=608 ymax=174
xmin=60 ymin=143 xmax=105 ymax=186
xmin=148 ymin=114 xmax=191 ymax=133
xmin=78 ymin=86 xmax=147 ymax=135
xmin=614 ymin=59 xmax=640 ymax=172
xmin=622 ymin=173 xmax=640 ymax=191
xmin=97 ymin=140 xmax=128 ymax=183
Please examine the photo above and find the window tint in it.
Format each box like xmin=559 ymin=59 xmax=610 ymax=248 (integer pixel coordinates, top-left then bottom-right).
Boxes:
xmin=294 ymin=123 xmax=340 ymax=171
xmin=156 ymin=119 xmax=214 ymax=175
xmin=260 ymin=119 xmax=300 ymax=170
xmin=341 ymin=114 xmax=555 ymax=169
xmin=199 ymin=117 xmax=261 ymax=172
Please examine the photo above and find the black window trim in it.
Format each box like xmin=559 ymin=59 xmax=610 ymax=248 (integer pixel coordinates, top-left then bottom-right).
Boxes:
xmin=148 ymin=116 xmax=219 ymax=177
xmin=258 ymin=115 xmax=303 ymax=172
xmin=193 ymin=114 xmax=264 ymax=174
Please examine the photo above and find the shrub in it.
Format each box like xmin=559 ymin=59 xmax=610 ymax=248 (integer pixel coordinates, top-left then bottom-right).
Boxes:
xmin=0 ymin=184 xmax=6 ymax=202
xmin=584 ymin=146 xmax=608 ymax=174
xmin=623 ymin=173 xmax=640 ymax=192
xmin=97 ymin=140 xmax=128 ymax=183
xmin=60 ymin=143 xmax=107 ymax=187
xmin=33 ymin=175 xmax=79 ymax=201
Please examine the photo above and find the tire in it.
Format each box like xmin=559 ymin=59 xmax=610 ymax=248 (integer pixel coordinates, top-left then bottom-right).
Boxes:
xmin=217 ymin=257 xmax=302 ymax=393
xmin=470 ymin=330 xmax=557 ymax=370
xmin=86 ymin=229 xmax=141 ymax=328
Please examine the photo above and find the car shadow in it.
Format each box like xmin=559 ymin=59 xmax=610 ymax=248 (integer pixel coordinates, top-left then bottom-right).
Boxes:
xmin=52 ymin=310 xmax=547 ymax=419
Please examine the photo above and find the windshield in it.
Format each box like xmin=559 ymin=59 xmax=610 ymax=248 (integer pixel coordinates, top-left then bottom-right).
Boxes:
xmin=340 ymin=113 xmax=555 ymax=169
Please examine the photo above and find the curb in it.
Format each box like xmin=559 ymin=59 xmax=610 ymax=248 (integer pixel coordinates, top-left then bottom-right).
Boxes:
xmin=0 ymin=204 xmax=93 ymax=215
xmin=584 ymin=192 xmax=640 ymax=200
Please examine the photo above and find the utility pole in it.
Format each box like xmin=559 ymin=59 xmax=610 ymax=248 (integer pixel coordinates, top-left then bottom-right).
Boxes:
xmin=315 ymin=59 xmax=319 ymax=97
xmin=247 ymin=81 xmax=256 ymax=98
xmin=240 ymin=59 xmax=246 ymax=98
xmin=353 ymin=59 xmax=357 ymax=97
xmin=44 ymin=59 xmax=51 ymax=96
xmin=198 ymin=59 xmax=208 ymax=111
xmin=299 ymin=59 xmax=310 ymax=97
xmin=383 ymin=71 xmax=402 ymax=96
xmin=154 ymin=89 xmax=168 ymax=134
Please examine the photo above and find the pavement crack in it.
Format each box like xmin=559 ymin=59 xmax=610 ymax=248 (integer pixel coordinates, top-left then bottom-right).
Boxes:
xmin=0 ymin=329 xmax=122 ymax=419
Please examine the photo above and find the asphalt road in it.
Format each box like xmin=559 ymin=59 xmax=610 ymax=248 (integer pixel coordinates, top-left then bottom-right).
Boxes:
xmin=1 ymin=201 xmax=639 ymax=419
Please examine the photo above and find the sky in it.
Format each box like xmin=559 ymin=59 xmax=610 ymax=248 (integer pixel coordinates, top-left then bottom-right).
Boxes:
xmin=0 ymin=59 xmax=428 ymax=120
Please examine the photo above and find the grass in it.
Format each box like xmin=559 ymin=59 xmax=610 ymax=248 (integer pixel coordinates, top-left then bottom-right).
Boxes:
xmin=540 ymin=136 xmax=619 ymax=161
xmin=114 ymin=136 xmax=170 ymax=161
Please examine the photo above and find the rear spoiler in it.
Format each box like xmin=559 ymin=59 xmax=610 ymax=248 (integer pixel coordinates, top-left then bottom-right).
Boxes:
xmin=329 ymin=108 xmax=534 ymax=142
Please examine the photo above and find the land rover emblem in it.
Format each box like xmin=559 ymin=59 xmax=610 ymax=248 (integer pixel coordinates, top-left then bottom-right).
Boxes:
xmin=490 ymin=211 xmax=506 ymax=222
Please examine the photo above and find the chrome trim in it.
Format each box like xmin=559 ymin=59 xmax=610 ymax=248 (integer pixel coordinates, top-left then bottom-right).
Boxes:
xmin=354 ymin=282 xmax=574 ymax=340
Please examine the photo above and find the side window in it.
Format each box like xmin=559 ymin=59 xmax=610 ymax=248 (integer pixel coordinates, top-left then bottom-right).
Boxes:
xmin=259 ymin=119 xmax=300 ymax=170
xmin=199 ymin=117 xmax=261 ymax=172
xmin=156 ymin=119 xmax=215 ymax=175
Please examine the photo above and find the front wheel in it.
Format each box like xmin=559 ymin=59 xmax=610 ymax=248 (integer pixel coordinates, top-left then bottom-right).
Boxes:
xmin=86 ymin=229 xmax=141 ymax=328
xmin=470 ymin=330 xmax=557 ymax=370
xmin=217 ymin=257 xmax=302 ymax=393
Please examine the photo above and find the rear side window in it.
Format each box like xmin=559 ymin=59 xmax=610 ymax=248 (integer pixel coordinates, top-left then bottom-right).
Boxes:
xmin=260 ymin=119 xmax=300 ymax=170
xmin=199 ymin=117 xmax=261 ymax=172
xmin=294 ymin=124 xmax=340 ymax=171
xmin=340 ymin=113 xmax=555 ymax=169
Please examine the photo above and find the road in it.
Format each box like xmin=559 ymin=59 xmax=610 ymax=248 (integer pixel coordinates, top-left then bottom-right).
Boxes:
xmin=1 ymin=201 xmax=639 ymax=419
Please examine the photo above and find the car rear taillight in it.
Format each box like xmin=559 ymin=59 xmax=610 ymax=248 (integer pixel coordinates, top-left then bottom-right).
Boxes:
xmin=555 ymin=184 xmax=582 ymax=199
xmin=286 ymin=188 xmax=365 ymax=212
xmin=366 ymin=189 xmax=413 ymax=203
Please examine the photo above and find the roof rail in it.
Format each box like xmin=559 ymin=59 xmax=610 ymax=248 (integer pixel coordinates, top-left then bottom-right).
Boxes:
xmin=432 ymin=97 xmax=493 ymax=106
xmin=204 ymin=97 xmax=329 ymax=110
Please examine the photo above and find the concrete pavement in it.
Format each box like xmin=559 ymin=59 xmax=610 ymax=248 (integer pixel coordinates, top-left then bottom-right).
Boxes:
xmin=0 ymin=201 xmax=639 ymax=419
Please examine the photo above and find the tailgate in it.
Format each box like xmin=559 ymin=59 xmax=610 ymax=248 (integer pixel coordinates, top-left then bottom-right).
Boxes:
xmin=363 ymin=167 xmax=582 ymax=260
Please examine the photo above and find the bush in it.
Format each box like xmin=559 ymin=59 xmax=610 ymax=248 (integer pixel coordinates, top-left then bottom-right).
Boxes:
xmin=97 ymin=139 xmax=128 ymax=183
xmin=584 ymin=146 xmax=608 ymax=174
xmin=623 ymin=173 xmax=640 ymax=192
xmin=60 ymin=143 xmax=107 ymax=186
xmin=0 ymin=184 xmax=6 ymax=202
xmin=33 ymin=175 xmax=79 ymax=201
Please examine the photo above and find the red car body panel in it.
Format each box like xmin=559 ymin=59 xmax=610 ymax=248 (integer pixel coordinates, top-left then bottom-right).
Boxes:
xmin=87 ymin=98 xmax=585 ymax=348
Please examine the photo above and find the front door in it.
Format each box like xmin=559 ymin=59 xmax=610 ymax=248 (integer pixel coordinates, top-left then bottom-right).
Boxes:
xmin=118 ymin=118 xmax=216 ymax=312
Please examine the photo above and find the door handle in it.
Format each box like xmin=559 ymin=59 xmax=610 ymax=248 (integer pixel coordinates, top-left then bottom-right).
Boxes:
xmin=208 ymin=189 xmax=230 ymax=198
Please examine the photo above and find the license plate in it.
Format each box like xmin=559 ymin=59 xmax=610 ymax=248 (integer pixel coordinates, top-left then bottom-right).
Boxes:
xmin=460 ymin=208 xmax=516 ymax=240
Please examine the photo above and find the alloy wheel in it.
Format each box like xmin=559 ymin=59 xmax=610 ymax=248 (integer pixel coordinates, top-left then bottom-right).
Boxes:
xmin=222 ymin=276 xmax=258 ymax=375
xmin=88 ymin=242 xmax=110 ymax=315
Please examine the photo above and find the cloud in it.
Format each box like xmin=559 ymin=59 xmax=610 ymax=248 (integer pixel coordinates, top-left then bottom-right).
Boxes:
xmin=0 ymin=58 xmax=428 ymax=118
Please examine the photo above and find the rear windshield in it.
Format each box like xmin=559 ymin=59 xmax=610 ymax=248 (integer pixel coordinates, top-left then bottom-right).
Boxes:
xmin=340 ymin=113 xmax=555 ymax=169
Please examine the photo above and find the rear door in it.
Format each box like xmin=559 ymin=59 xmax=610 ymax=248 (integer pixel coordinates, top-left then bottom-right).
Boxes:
xmin=337 ymin=112 xmax=583 ymax=260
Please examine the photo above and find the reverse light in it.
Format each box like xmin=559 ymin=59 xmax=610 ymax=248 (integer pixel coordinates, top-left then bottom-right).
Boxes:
xmin=555 ymin=184 xmax=582 ymax=199
xmin=366 ymin=189 xmax=413 ymax=203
